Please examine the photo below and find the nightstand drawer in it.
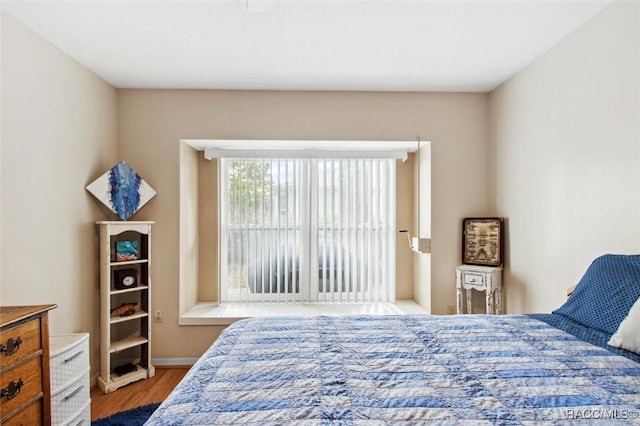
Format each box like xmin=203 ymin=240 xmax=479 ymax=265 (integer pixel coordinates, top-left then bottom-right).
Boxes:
xmin=0 ymin=318 xmax=42 ymax=369
xmin=463 ymin=272 xmax=485 ymax=288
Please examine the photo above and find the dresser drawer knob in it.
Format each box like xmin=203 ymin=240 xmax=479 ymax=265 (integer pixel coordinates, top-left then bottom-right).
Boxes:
xmin=0 ymin=336 xmax=23 ymax=356
xmin=1 ymin=378 xmax=24 ymax=400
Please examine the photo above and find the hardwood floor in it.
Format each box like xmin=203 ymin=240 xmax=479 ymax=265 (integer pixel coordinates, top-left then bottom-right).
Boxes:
xmin=90 ymin=367 xmax=189 ymax=421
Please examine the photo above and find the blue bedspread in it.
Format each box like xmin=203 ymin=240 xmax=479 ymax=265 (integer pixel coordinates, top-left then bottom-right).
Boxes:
xmin=146 ymin=315 xmax=640 ymax=425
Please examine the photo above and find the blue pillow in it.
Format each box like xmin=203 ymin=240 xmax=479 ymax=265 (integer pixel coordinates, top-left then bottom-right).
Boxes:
xmin=553 ymin=254 xmax=640 ymax=334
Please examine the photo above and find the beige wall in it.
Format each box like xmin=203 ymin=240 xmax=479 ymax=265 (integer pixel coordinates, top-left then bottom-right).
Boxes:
xmin=488 ymin=1 xmax=640 ymax=313
xmin=179 ymin=142 xmax=200 ymax=313
xmin=118 ymin=90 xmax=489 ymax=358
xmin=197 ymin=156 xmax=218 ymax=303
xmin=1 ymin=14 xmax=117 ymax=378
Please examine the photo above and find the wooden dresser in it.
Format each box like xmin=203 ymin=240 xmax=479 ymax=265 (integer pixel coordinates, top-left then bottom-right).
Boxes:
xmin=0 ymin=305 xmax=56 ymax=426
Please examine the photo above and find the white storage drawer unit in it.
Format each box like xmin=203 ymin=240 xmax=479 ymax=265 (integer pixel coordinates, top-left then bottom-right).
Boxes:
xmin=50 ymin=333 xmax=91 ymax=425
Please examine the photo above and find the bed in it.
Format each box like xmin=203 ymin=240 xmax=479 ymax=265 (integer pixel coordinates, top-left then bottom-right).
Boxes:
xmin=146 ymin=254 xmax=640 ymax=425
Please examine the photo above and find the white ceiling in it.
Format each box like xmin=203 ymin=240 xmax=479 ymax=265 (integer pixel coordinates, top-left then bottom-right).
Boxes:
xmin=1 ymin=0 xmax=613 ymax=92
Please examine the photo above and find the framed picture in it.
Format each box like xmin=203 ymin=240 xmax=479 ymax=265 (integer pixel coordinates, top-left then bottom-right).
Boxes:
xmin=115 ymin=240 xmax=139 ymax=262
xmin=462 ymin=217 xmax=504 ymax=267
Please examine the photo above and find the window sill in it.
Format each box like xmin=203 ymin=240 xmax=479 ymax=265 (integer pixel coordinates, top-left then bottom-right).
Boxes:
xmin=179 ymin=300 xmax=429 ymax=326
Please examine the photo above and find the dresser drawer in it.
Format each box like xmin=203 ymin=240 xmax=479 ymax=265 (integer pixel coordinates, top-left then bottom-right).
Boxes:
xmin=50 ymin=334 xmax=89 ymax=391
xmin=0 ymin=356 xmax=44 ymax=418
xmin=2 ymin=397 xmax=43 ymax=426
xmin=51 ymin=369 xmax=90 ymax=426
xmin=463 ymin=272 xmax=485 ymax=288
xmin=0 ymin=318 xmax=42 ymax=369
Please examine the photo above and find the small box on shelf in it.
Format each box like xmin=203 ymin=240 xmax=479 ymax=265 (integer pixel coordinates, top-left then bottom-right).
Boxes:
xmin=115 ymin=240 xmax=139 ymax=261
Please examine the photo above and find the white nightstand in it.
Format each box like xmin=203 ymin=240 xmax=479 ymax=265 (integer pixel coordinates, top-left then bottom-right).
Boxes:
xmin=455 ymin=265 xmax=503 ymax=314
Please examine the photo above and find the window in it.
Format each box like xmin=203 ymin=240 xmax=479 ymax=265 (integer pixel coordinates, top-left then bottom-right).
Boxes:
xmin=219 ymin=158 xmax=396 ymax=303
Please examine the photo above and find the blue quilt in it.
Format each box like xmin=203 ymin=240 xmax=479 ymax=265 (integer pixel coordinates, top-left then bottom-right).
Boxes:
xmin=145 ymin=315 xmax=640 ymax=425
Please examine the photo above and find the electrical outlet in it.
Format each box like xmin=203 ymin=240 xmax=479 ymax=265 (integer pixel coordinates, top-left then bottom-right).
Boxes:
xmin=154 ymin=309 xmax=163 ymax=323
xmin=447 ymin=305 xmax=456 ymax=315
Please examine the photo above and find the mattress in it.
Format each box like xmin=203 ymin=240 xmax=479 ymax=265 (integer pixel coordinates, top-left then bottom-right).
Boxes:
xmin=145 ymin=315 xmax=640 ymax=425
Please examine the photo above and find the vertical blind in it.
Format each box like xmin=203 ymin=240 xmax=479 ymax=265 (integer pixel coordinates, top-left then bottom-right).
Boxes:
xmin=220 ymin=158 xmax=396 ymax=303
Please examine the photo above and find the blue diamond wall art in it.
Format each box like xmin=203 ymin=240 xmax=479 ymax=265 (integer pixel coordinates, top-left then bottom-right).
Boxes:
xmin=86 ymin=161 xmax=157 ymax=220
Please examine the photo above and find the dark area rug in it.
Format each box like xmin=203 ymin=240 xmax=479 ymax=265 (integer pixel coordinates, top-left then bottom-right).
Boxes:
xmin=92 ymin=403 xmax=160 ymax=426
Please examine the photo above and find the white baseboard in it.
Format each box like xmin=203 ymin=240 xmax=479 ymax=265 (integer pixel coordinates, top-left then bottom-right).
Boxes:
xmin=152 ymin=357 xmax=198 ymax=366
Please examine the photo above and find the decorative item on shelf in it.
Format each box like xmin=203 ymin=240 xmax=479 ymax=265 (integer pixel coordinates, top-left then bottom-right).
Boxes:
xmin=462 ymin=217 xmax=504 ymax=267
xmin=110 ymin=302 xmax=137 ymax=317
xmin=115 ymin=240 xmax=139 ymax=261
xmin=86 ymin=161 xmax=157 ymax=220
xmin=113 ymin=362 xmax=138 ymax=376
xmin=113 ymin=269 xmax=138 ymax=290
